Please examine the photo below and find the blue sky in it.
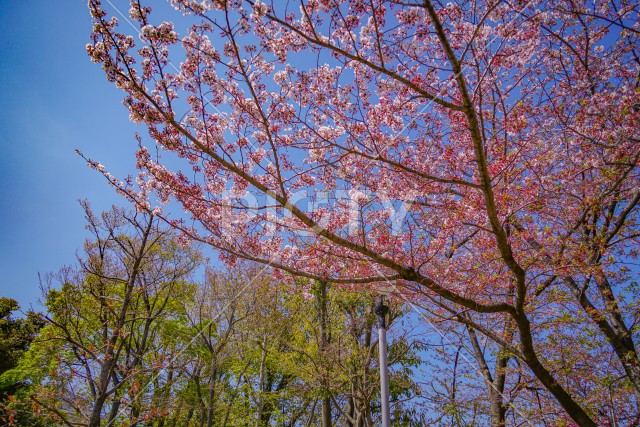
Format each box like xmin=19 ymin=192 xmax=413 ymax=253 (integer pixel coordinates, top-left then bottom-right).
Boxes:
xmin=0 ymin=1 xmax=143 ymax=310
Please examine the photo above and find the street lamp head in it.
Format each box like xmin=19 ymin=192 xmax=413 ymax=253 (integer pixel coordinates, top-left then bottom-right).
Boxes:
xmin=374 ymin=295 xmax=389 ymax=327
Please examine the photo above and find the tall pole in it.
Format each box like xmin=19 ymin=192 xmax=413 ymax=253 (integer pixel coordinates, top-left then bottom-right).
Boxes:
xmin=374 ymin=296 xmax=391 ymax=427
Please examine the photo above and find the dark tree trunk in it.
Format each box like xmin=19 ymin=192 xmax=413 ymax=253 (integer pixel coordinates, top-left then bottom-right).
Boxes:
xmin=316 ymin=281 xmax=332 ymax=427
xmin=514 ymin=312 xmax=597 ymax=427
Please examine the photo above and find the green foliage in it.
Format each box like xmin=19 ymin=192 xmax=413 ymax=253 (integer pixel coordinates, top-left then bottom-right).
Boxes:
xmin=0 ymin=298 xmax=43 ymax=379
xmin=0 ymin=298 xmax=46 ymax=426
xmin=4 ymin=208 xmax=428 ymax=426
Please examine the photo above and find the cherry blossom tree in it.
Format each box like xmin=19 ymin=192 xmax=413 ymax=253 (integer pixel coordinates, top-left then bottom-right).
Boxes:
xmin=86 ymin=0 xmax=639 ymax=425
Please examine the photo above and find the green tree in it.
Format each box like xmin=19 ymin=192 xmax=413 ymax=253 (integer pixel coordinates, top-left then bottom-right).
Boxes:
xmin=0 ymin=298 xmax=44 ymax=425
xmin=3 ymin=203 xmax=200 ymax=427
xmin=163 ymin=265 xmax=427 ymax=426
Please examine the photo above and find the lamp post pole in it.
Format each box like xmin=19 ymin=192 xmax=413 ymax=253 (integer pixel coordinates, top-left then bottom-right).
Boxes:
xmin=374 ymin=296 xmax=391 ymax=427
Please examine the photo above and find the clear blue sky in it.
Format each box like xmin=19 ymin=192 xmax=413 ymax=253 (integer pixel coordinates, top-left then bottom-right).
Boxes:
xmin=0 ymin=1 xmax=143 ymax=310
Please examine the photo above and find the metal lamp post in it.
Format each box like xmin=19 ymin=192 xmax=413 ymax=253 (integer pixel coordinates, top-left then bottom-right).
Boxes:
xmin=374 ymin=295 xmax=391 ymax=427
